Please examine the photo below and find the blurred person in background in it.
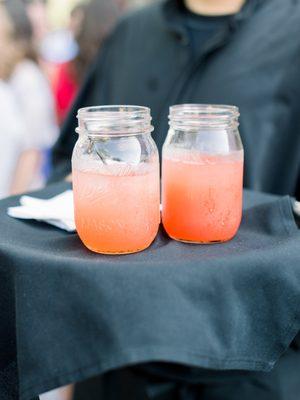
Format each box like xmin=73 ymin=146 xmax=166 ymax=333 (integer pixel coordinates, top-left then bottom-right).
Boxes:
xmin=50 ymin=0 xmax=300 ymax=398
xmin=23 ymin=0 xmax=49 ymax=46
xmin=53 ymin=0 xmax=120 ymax=124
xmin=0 ymin=0 xmax=57 ymax=199
xmin=24 ymin=0 xmax=80 ymax=86
xmin=0 ymin=4 xmax=25 ymax=198
xmin=51 ymin=2 xmax=85 ymax=125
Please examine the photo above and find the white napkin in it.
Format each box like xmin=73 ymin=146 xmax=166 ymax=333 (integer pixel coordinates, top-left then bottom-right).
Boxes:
xmin=7 ymin=190 xmax=76 ymax=232
xmin=293 ymin=201 xmax=300 ymax=217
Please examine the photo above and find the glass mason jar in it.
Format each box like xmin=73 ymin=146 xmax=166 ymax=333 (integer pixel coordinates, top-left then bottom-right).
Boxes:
xmin=162 ymin=104 xmax=244 ymax=244
xmin=72 ymin=106 xmax=160 ymax=255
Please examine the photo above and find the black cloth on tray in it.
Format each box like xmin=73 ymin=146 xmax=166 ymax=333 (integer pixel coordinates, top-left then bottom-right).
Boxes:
xmin=0 ymin=182 xmax=299 ymax=400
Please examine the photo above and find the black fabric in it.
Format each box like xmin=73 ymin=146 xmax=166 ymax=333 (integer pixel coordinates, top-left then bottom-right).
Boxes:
xmin=0 ymin=183 xmax=299 ymax=399
xmin=73 ymin=369 xmax=149 ymax=400
xmin=181 ymin=6 xmax=232 ymax=60
xmin=73 ymin=348 xmax=300 ymax=400
xmin=0 ymin=246 xmax=18 ymax=400
xmin=50 ymin=0 xmax=300 ymax=199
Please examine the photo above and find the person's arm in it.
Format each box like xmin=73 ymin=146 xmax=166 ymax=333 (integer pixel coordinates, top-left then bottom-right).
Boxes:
xmin=9 ymin=149 xmax=42 ymax=196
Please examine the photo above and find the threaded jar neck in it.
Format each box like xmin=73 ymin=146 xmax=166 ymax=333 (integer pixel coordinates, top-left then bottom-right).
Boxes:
xmin=169 ymin=104 xmax=240 ymax=130
xmin=77 ymin=105 xmax=154 ymax=137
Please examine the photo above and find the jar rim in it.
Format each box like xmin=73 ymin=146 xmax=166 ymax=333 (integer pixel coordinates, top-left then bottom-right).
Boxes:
xmin=77 ymin=105 xmax=153 ymax=136
xmin=170 ymin=104 xmax=239 ymax=116
xmin=77 ymin=105 xmax=151 ymax=119
xmin=169 ymin=104 xmax=240 ymax=129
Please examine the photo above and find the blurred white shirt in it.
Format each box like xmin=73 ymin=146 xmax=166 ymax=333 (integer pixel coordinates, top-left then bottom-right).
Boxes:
xmin=0 ymin=59 xmax=58 ymax=199
xmin=10 ymin=59 xmax=58 ymax=151
xmin=0 ymin=80 xmax=25 ymax=198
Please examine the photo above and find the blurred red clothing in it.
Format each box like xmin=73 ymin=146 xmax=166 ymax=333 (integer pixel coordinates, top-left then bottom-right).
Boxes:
xmin=54 ymin=62 xmax=79 ymax=125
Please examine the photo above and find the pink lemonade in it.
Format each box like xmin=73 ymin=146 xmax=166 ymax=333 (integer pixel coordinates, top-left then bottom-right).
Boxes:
xmin=162 ymin=150 xmax=244 ymax=243
xmin=73 ymin=163 xmax=160 ymax=254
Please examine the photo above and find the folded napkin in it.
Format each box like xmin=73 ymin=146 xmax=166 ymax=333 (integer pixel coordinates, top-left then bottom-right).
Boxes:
xmin=293 ymin=200 xmax=300 ymax=216
xmin=7 ymin=190 xmax=75 ymax=232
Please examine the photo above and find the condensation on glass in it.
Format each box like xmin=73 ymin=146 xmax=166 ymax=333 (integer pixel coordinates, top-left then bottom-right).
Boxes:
xmin=72 ymin=106 xmax=160 ymax=254
xmin=162 ymin=104 xmax=244 ymax=244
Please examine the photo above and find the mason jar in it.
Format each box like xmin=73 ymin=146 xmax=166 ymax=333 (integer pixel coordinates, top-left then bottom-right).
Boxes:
xmin=162 ymin=104 xmax=244 ymax=244
xmin=72 ymin=106 xmax=160 ymax=254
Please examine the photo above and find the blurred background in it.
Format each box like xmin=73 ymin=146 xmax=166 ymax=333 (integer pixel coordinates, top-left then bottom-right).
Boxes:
xmin=0 ymin=0 xmax=153 ymax=200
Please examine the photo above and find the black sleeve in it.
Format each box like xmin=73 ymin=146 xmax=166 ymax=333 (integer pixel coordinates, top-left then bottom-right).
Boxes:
xmin=48 ymin=36 xmax=113 ymax=183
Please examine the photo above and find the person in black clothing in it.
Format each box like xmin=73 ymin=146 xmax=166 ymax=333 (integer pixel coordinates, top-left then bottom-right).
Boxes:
xmin=50 ymin=0 xmax=300 ymax=398
xmin=51 ymin=0 xmax=300 ymax=200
